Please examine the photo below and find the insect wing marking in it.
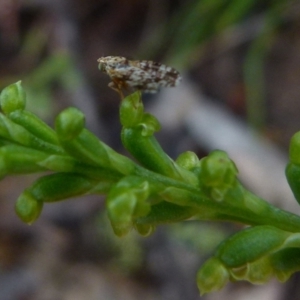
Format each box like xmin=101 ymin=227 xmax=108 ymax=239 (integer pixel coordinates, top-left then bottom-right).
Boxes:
xmin=97 ymin=56 xmax=182 ymax=94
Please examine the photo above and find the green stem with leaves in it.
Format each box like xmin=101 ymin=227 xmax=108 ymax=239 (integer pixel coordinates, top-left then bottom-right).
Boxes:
xmin=1 ymin=81 xmax=300 ymax=295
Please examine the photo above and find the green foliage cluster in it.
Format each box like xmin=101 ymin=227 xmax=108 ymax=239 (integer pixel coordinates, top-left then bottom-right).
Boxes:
xmin=1 ymin=82 xmax=300 ymax=294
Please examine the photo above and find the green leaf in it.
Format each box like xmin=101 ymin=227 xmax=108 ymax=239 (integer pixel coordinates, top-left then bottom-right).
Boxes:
xmin=197 ymin=257 xmax=229 ymax=295
xmin=286 ymin=163 xmax=300 ymax=205
xmin=8 ymin=110 xmax=59 ymax=145
xmin=120 ymin=91 xmax=144 ymax=127
xmin=15 ymin=191 xmax=43 ymax=224
xmin=216 ymin=226 xmax=289 ymax=268
xmin=106 ymin=176 xmax=151 ymax=237
xmin=271 ymin=248 xmax=300 ymax=282
xmin=0 ymin=145 xmax=48 ymax=176
xmin=0 ymin=81 xmax=26 ymax=114
xmin=289 ymin=131 xmax=300 ymax=165
xmin=55 ymin=107 xmax=85 ymax=141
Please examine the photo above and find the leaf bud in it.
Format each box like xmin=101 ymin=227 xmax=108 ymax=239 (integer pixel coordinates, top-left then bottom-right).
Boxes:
xmin=55 ymin=107 xmax=85 ymax=140
xmin=0 ymin=81 xmax=26 ymax=114
xmin=197 ymin=257 xmax=229 ymax=295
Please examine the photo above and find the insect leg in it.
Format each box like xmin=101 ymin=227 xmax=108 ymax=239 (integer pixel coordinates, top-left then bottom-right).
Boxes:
xmin=108 ymin=80 xmax=124 ymax=99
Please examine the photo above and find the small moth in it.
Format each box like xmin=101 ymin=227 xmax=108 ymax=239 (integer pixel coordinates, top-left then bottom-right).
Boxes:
xmin=97 ymin=56 xmax=181 ymax=96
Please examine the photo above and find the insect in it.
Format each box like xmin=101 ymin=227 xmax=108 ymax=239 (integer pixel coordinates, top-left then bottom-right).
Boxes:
xmin=97 ymin=56 xmax=182 ymax=97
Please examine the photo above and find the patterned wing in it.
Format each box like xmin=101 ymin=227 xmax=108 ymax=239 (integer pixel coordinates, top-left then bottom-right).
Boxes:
xmin=98 ymin=56 xmax=182 ymax=93
xmin=134 ymin=60 xmax=181 ymax=89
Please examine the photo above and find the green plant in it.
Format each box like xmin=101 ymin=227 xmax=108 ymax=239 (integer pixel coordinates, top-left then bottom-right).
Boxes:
xmin=1 ymin=81 xmax=300 ymax=295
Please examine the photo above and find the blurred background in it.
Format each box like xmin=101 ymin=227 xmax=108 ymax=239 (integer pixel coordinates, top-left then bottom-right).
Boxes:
xmin=0 ymin=0 xmax=300 ymax=299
